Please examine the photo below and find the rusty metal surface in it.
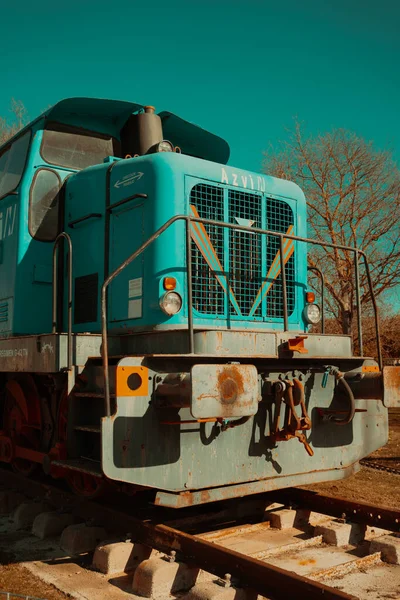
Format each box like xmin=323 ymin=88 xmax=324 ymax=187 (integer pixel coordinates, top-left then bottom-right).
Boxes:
xmin=383 ymin=366 xmax=400 ymax=407
xmin=191 ymin=364 xmax=259 ymax=418
xmin=103 ymin=355 xmax=389 ymax=497
xmin=277 ymin=333 xmax=352 ymax=359
xmin=271 ymin=378 xmax=313 ymax=456
xmin=276 ymin=488 xmax=400 ymax=532
xmin=153 ymin=463 xmax=361 ymax=508
xmin=360 ymin=458 xmax=400 ymax=476
xmin=0 ymin=334 xmax=59 ymax=372
xmin=118 ymin=329 xmax=355 ymax=358
xmin=0 ymin=333 xmax=120 ymax=372
xmin=146 ymin=522 xmax=355 ymax=600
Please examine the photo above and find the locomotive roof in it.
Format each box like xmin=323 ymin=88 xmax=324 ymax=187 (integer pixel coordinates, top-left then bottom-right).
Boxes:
xmin=1 ymin=97 xmax=230 ymax=165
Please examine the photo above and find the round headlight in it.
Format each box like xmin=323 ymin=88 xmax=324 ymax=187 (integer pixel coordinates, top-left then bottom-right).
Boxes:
xmin=160 ymin=292 xmax=182 ymax=315
xmin=303 ymin=304 xmax=321 ymax=324
xmin=156 ymin=140 xmax=174 ymax=153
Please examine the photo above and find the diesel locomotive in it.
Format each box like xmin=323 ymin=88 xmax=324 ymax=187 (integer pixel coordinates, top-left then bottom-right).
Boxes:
xmin=0 ymin=97 xmax=398 ymax=507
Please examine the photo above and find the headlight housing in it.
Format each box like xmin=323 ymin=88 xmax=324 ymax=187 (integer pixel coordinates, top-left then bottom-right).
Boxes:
xmin=159 ymin=292 xmax=182 ymax=315
xmin=303 ymin=303 xmax=321 ymax=324
xmin=154 ymin=140 xmax=174 ymax=153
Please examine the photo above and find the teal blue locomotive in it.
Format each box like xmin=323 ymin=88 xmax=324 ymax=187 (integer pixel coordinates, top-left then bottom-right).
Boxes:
xmin=0 ymin=98 xmax=398 ymax=506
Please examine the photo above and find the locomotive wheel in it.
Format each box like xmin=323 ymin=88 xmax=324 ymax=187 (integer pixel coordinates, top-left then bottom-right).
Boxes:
xmin=57 ymin=388 xmax=106 ymax=499
xmin=3 ymin=377 xmax=41 ymax=476
xmin=66 ymin=470 xmax=105 ymax=498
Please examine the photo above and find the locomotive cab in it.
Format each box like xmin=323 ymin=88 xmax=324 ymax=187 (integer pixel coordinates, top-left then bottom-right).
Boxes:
xmin=0 ymin=98 xmax=232 ymax=337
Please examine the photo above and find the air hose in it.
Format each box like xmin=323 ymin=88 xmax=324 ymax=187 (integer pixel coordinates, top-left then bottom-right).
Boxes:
xmin=331 ymin=369 xmax=356 ymax=426
xmin=219 ymin=416 xmax=251 ymax=431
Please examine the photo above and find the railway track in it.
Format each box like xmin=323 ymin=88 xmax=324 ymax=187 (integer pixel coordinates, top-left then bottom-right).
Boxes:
xmin=0 ymin=468 xmax=399 ymax=600
xmin=360 ymin=458 xmax=400 ymax=476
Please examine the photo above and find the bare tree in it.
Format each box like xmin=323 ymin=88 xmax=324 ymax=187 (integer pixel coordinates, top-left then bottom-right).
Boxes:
xmin=263 ymin=123 xmax=400 ymax=334
xmin=0 ymin=99 xmax=27 ymax=145
xmin=324 ymin=314 xmax=400 ymax=359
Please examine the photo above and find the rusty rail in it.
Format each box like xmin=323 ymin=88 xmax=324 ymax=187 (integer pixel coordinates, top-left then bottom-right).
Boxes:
xmin=276 ymin=487 xmax=400 ymax=532
xmin=0 ymin=468 xmax=355 ymax=600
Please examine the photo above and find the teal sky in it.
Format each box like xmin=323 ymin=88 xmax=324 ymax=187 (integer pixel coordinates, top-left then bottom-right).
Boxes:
xmin=0 ymin=0 xmax=399 ymax=306
xmin=0 ymin=0 xmax=398 ymax=172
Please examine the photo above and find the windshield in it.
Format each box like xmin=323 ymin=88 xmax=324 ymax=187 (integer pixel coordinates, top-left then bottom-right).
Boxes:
xmin=41 ymin=123 xmax=119 ymax=170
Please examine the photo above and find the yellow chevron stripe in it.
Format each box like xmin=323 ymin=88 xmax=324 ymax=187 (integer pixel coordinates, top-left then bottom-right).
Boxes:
xmin=190 ymin=206 xmax=242 ymax=316
xmin=249 ymin=226 xmax=295 ymax=316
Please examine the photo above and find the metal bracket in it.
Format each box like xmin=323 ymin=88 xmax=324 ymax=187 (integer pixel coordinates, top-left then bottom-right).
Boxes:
xmin=286 ymin=336 xmax=308 ymax=354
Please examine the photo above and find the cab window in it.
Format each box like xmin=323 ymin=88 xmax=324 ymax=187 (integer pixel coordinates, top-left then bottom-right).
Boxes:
xmin=29 ymin=168 xmax=62 ymax=241
xmin=0 ymin=131 xmax=31 ymax=200
xmin=41 ymin=123 xmax=119 ymax=170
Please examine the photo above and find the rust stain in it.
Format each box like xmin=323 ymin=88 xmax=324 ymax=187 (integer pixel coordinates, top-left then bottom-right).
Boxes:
xmin=200 ymin=490 xmax=211 ymax=503
xmin=383 ymin=366 xmax=400 ymax=407
xmin=218 ymin=366 xmax=245 ymax=404
xmin=298 ymin=558 xmax=317 ymax=566
xmin=215 ymin=331 xmax=224 ymax=352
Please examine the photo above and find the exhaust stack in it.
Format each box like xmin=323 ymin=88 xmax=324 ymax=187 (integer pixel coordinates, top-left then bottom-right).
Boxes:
xmin=129 ymin=105 xmax=164 ymax=156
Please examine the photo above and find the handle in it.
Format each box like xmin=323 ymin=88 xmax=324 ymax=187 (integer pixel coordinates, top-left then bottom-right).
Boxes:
xmin=68 ymin=213 xmax=102 ymax=228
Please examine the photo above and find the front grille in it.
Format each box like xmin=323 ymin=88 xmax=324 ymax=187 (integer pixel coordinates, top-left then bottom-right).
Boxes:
xmin=191 ymin=184 xmax=225 ymax=315
xmin=228 ymin=190 xmax=263 ymax=317
xmin=266 ymin=199 xmax=295 ymax=318
xmin=190 ymin=182 xmax=295 ymax=320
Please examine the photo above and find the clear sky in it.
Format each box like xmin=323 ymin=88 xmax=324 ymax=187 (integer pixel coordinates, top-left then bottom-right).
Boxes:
xmin=0 ymin=0 xmax=399 ymax=172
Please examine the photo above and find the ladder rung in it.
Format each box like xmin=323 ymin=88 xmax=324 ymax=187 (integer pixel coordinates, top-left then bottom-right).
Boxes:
xmin=74 ymin=425 xmax=101 ymax=433
xmin=51 ymin=458 xmax=103 ymax=477
xmin=74 ymin=392 xmax=115 ymax=398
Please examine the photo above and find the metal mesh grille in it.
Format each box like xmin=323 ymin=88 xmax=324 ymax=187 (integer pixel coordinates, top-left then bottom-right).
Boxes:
xmin=228 ymin=190 xmax=262 ymax=316
xmin=189 ymin=183 xmax=295 ymax=320
xmin=190 ymin=184 xmax=225 ymax=315
xmin=266 ymin=198 xmax=295 ymax=318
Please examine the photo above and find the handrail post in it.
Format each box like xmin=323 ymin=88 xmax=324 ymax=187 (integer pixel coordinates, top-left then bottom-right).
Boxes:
xmin=307 ymin=266 xmax=325 ymax=334
xmin=52 ymin=232 xmax=73 ymax=371
xmin=186 ymin=217 xmax=195 ymax=354
xmin=361 ymin=253 xmax=382 ymax=369
xmin=101 ymin=215 xmax=186 ymax=418
xmin=354 ymin=250 xmax=363 ymax=356
xmin=101 ymin=281 xmax=111 ymax=417
xmin=279 ymin=234 xmax=289 ymax=331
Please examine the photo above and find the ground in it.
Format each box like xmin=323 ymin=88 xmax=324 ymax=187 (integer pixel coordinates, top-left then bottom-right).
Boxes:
xmin=307 ymin=409 xmax=400 ymax=509
xmin=0 ymin=411 xmax=398 ymax=599
xmin=0 ymin=564 xmax=70 ymax=599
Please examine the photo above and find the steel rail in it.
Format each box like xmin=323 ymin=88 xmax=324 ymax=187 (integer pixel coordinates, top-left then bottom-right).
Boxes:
xmin=52 ymin=232 xmax=73 ymax=371
xmin=142 ymin=521 xmax=355 ymax=600
xmin=0 ymin=469 xmax=355 ymax=600
xmin=276 ymin=487 xmax=400 ymax=532
xmin=360 ymin=459 xmax=400 ymax=476
xmin=101 ymin=214 xmax=382 ymax=418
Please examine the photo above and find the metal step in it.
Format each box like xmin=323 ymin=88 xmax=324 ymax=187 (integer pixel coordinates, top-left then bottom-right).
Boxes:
xmin=74 ymin=392 xmax=115 ymax=398
xmin=74 ymin=425 xmax=101 ymax=433
xmin=51 ymin=458 xmax=103 ymax=477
